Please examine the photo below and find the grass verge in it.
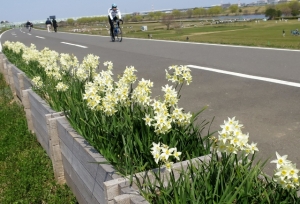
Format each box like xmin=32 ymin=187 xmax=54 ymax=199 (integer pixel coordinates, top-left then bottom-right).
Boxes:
xmin=56 ymin=20 xmax=300 ymax=49
xmin=0 ymin=73 xmax=77 ymax=203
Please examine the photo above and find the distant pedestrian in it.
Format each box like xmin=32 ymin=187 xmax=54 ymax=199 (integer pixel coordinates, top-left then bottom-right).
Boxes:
xmin=52 ymin=18 xmax=58 ymax=32
xmin=45 ymin=18 xmax=52 ymax=32
xmin=186 ymin=36 xmax=189 ymax=41
xmin=29 ymin=22 xmax=33 ymax=32
xmin=282 ymin=29 xmax=285 ymax=37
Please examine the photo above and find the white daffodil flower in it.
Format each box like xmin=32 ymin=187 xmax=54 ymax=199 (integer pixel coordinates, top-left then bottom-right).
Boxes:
xmin=173 ymin=148 xmax=182 ymax=161
xmin=271 ymin=152 xmax=291 ymax=169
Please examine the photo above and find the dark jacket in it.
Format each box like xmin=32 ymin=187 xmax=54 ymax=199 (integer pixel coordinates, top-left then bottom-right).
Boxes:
xmin=45 ymin=19 xmax=52 ymax=25
xmin=52 ymin=19 xmax=58 ymax=28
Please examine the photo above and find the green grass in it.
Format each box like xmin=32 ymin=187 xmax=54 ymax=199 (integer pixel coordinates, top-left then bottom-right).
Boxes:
xmin=58 ymin=19 xmax=300 ymax=49
xmin=0 ymin=73 xmax=77 ymax=203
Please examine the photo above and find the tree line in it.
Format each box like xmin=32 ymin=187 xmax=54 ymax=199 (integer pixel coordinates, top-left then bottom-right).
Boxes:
xmin=265 ymin=1 xmax=300 ymax=19
xmin=63 ymin=5 xmax=256 ymax=26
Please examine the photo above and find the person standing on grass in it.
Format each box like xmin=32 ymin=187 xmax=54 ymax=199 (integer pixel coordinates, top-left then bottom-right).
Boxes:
xmin=45 ymin=18 xmax=52 ymax=32
xmin=52 ymin=18 xmax=58 ymax=32
xmin=283 ymin=29 xmax=285 ymax=37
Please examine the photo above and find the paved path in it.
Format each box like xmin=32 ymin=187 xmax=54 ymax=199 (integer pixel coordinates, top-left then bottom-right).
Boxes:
xmin=1 ymin=28 xmax=300 ymax=174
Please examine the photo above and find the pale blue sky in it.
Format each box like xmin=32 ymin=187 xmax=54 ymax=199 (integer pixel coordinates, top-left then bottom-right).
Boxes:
xmin=1 ymin=0 xmax=255 ymax=23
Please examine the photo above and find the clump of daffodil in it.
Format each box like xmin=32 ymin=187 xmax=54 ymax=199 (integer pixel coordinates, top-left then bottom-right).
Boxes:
xmin=118 ymin=66 xmax=137 ymax=85
xmin=166 ymin=65 xmax=192 ymax=85
xmin=132 ymin=78 xmax=153 ymax=106
xmin=213 ymin=117 xmax=258 ymax=155
xmin=32 ymin=76 xmax=43 ymax=89
xmin=38 ymin=47 xmax=59 ymax=70
xmin=22 ymin=44 xmax=40 ymax=64
xmin=143 ymin=98 xmax=192 ymax=135
xmin=271 ymin=152 xmax=300 ymax=190
xmin=151 ymin=142 xmax=182 ymax=172
xmin=80 ymin=54 xmax=100 ymax=76
xmin=59 ymin=53 xmax=79 ymax=73
xmin=3 ymin=41 xmax=25 ymax=54
xmin=83 ymin=82 xmax=101 ymax=110
xmin=3 ymin=41 xmax=12 ymax=49
xmin=103 ymin=61 xmax=113 ymax=70
xmin=72 ymin=54 xmax=99 ymax=81
xmin=82 ymin=67 xmax=114 ymax=111
xmin=82 ymin=66 xmax=136 ymax=115
xmin=55 ymin=82 xmax=69 ymax=92
xmin=74 ymin=67 xmax=89 ymax=81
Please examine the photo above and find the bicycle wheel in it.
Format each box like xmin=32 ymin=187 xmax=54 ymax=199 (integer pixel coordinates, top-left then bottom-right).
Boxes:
xmin=117 ymin=27 xmax=122 ymax=42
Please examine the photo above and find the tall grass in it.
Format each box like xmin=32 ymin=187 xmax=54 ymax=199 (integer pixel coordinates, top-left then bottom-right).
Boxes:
xmin=136 ymin=153 xmax=300 ymax=203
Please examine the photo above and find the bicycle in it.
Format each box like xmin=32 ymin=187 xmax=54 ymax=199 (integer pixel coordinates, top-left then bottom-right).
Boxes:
xmin=111 ymin=20 xmax=123 ymax=42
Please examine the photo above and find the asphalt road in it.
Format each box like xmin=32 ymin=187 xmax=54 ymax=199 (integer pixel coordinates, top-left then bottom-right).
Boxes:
xmin=1 ymin=28 xmax=300 ymax=174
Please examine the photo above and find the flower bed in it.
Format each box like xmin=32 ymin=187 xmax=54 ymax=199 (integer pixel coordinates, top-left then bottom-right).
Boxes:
xmin=1 ymin=42 xmax=300 ymax=203
xmin=1 ymin=41 xmax=212 ymax=176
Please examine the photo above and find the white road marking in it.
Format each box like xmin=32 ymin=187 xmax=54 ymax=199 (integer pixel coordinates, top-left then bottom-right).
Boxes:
xmin=28 ymin=33 xmax=32 ymax=35
xmin=36 ymin=36 xmax=45 ymax=39
xmin=61 ymin=42 xmax=87 ymax=48
xmin=0 ymin=29 xmax=9 ymax=51
xmin=188 ymin=65 xmax=300 ymax=88
xmin=125 ymin=38 xmax=300 ymax=53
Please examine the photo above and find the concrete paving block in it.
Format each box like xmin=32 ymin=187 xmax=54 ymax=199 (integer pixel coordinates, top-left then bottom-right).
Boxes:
xmin=92 ymin=182 xmax=106 ymax=204
xmin=71 ymin=150 xmax=96 ymax=193
xmin=57 ymin=117 xmax=74 ymax=150
xmin=130 ymin=195 xmax=149 ymax=204
xmin=64 ymin=160 xmax=89 ymax=204
xmin=73 ymin=136 xmax=100 ymax=179
xmin=23 ymin=75 xmax=32 ymax=89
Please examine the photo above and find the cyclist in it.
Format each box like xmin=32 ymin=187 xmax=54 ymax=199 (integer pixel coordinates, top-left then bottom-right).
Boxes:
xmin=25 ymin=21 xmax=33 ymax=32
xmin=108 ymin=3 xmax=122 ymax=41
xmin=26 ymin=20 xmax=31 ymax=30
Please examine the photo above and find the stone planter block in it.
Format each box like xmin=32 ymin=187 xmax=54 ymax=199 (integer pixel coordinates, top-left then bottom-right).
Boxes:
xmin=103 ymin=153 xmax=218 ymax=204
xmin=57 ymin=117 xmax=121 ymax=204
xmin=23 ymin=74 xmax=32 ymax=90
xmin=10 ymin=65 xmax=24 ymax=100
xmin=22 ymin=89 xmax=34 ymax=133
xmin=7 ymin=64 xmax=16 ymax=96
xmin=2 ymin=58 xmax=9 ymax=83
xmin=27 ymin=89 xmax=55 ymax=157
xmin=63 ymin=154 xmax=92 ymax=204
xmin=47 ymin=114 xmax=66 ymax=184
xmin=0 ymin=54 xmax=4 ymax=74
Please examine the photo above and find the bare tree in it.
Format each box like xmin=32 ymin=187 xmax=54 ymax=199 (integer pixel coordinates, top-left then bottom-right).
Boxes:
xmin=161 ymin=15 xmax=174 ymax=30
xmin=281 ymin=7 xmax=292 ymax=16
xmin=186 ymin=9 xmax=193 ymax=18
